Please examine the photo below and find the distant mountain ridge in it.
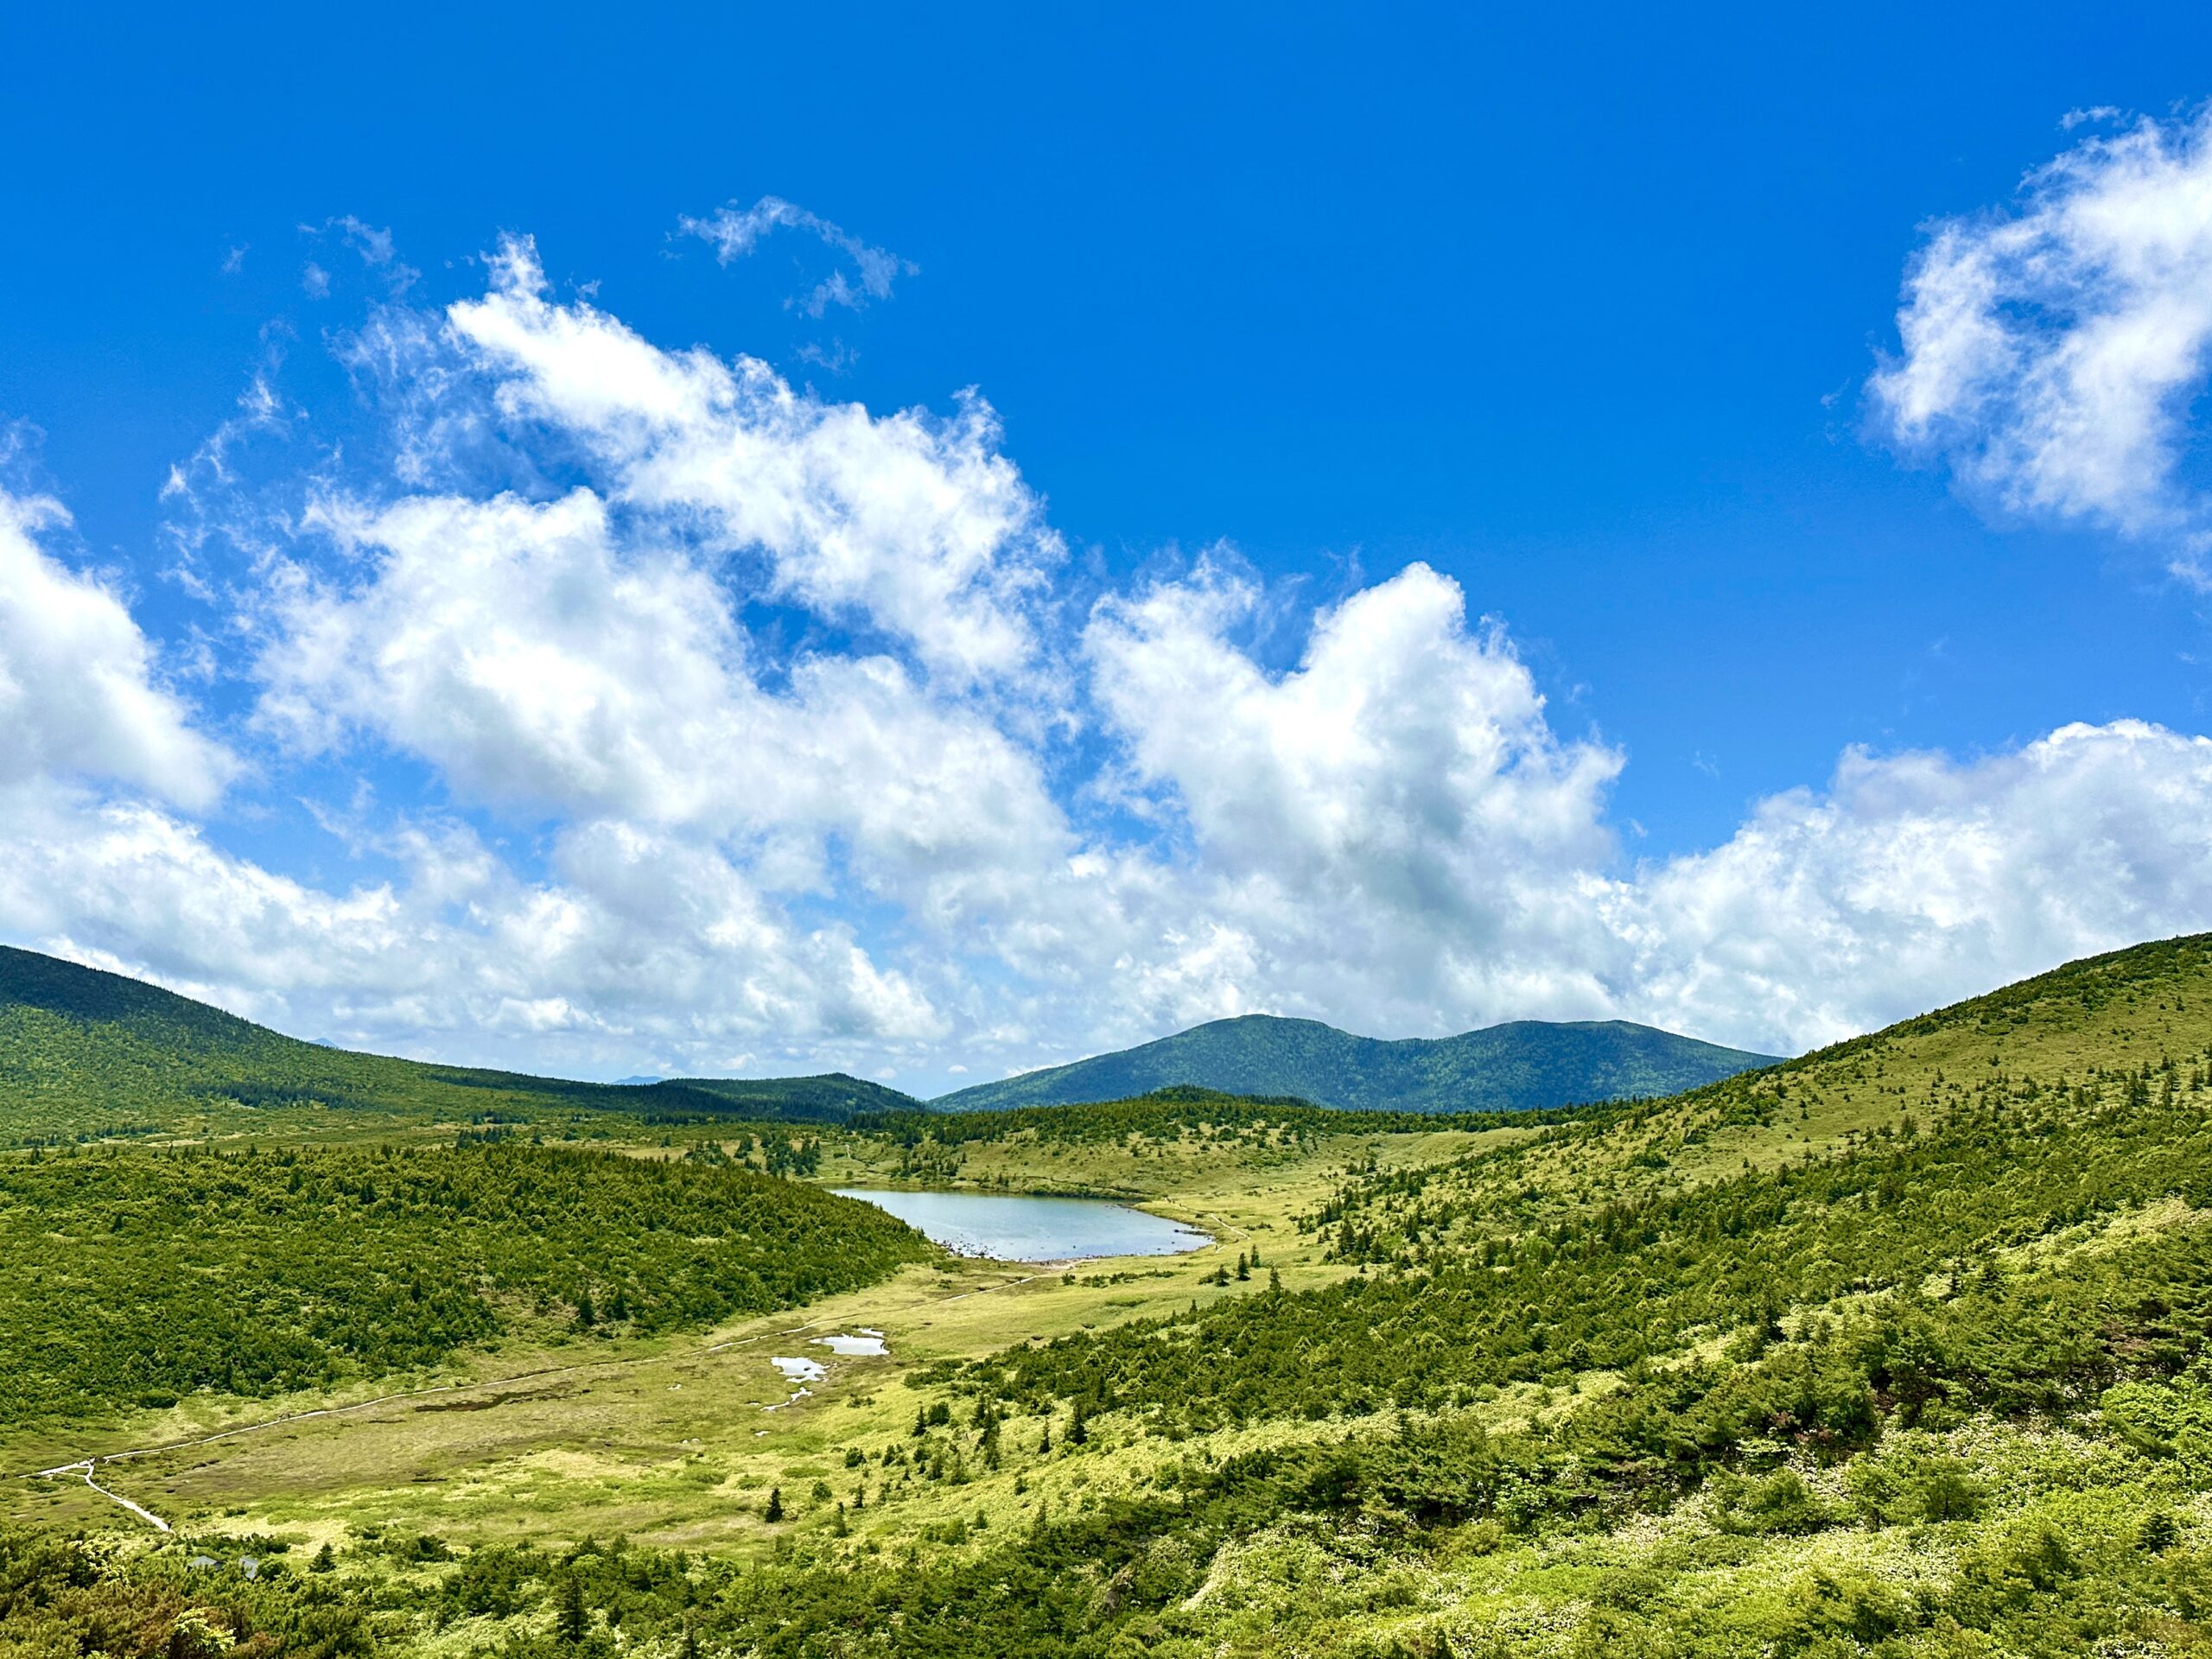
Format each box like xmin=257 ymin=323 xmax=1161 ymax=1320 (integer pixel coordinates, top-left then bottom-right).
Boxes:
xmin=931 ymin=1013 xmax=1781 ymax=1115
xmin=0 ymin=945 xmax=919 ymax=1136
xmin=0 ymin=944 xmax=1780 ymax=1134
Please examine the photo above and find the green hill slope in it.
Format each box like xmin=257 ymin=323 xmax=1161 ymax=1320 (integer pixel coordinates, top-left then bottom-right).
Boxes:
xmin=0 ymin=1140 xmax=934 ymax=1431
xmin=931 ymin=1011 xmax=1779 ymax=1113
xmin=0 ymin=945 xmax=918 ymax=1140
xmin=887 ymin=931 xmax=2212 ymax=1651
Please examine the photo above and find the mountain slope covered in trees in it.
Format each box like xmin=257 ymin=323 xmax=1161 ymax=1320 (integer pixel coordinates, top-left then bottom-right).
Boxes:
xmin=0 ymin=1140 xmax=932 ymax=1430
xmin=933 ymin=1010 xmax=1779 ymax=1113
xmin=0 ymin=945 xmax=919 ymax=1140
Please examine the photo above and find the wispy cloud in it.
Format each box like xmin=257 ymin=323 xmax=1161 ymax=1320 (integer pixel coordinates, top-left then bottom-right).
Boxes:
xmin=2061 ymin=105 xmax=2121 ymax=130
xmin=677 ymin=195 xmax=916 ymax=316
xmin=298 ymin=215 xmax=419 ymax=296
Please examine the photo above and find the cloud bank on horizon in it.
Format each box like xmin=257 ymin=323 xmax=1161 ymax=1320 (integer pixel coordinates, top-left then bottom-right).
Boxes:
xmin=10 ymin=120 xmax=2212 ymax=1090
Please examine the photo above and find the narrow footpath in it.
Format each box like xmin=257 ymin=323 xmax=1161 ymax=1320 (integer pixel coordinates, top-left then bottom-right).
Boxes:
xmin=35 ymin=1459 xmax=171 ymax=1533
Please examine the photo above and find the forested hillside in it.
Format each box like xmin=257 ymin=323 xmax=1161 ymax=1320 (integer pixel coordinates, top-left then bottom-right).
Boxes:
xmin=933 ymin=1010 xmax=1778 ymax=1113
xmin=0 ymin=946 xmax=918 ymax=1140
xmin=0 ymin=1141 xmax=931 ymax=1429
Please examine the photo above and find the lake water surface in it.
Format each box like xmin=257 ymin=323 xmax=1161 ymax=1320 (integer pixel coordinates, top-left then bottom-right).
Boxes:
xmin=832 ymin=1188 xmax=1211 ymax=1262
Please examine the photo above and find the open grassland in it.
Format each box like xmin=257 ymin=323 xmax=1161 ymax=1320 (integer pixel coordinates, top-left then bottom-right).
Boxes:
xmin=9 ymin=938 xmax=2212 ymax=1654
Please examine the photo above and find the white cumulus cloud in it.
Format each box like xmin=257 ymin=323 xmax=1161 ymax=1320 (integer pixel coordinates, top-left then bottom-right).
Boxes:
xmin=1084 ymin=560 xmax=1628 ymax=1036
xmin=1623 ymin=720 xmax=2212 ymax=1052
xmin=1618 ymin=716 xmax=2212 ymax=1052
xmin=0 ymin=780 xmax=944 ymax=1070
xmin=252 ymin=482 xmax=1076 ymax=921
xmin=1871 ymin=105 xmax=2212 ymax=582
xmin=448 ymin=238 xmax=1058 ymax=685
xmin=0 ymin=490 xmax=232 ymax=808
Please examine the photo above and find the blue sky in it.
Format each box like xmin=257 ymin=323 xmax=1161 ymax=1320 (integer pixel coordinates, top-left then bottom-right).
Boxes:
xmin=5 ymin=3 xmax=2212 ymax=1093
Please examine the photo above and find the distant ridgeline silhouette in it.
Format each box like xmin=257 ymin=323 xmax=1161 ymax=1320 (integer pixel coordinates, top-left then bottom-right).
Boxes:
xmin=0 ymin=944 xmax=1781 ymax=1132
xmin=0 ymin=944 xmax=919 ymax=1135
xmin=931 ymin=1013 xmax=1782 ymax=1115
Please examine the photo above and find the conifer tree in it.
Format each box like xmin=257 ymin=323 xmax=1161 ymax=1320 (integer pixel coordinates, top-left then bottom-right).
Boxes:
xmin=556 ymin=1573 xmax=589 ymax=1646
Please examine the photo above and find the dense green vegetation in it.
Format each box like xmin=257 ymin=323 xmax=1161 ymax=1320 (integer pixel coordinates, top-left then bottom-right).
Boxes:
xmin=0 ymin=1527 xmax=378 ymax=1659
xmin=932 ymin=1010 xmax=1777 ymax=1114
xmin=854 ymin=1085 xmax=1594 ymax=1146
xmin=0 ymin=945 xmax=918 ymax=1141
xmin=12 ymin=936 xmax=2212 ymax=1655
xmin=950 ymin=946 xmax=2212 ymax=1424
xmin=0 ymin=1142 xmax=931 ymax=1428
xmin=957 ymin=1065 xmax=2212 ymax=1427
xmin=807 ymin=1087 xmax=1585 ymax=1192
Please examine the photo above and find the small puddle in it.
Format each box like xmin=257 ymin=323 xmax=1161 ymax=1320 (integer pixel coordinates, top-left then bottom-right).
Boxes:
xmin=763 ymin=1354 xmax=824 ymax=1410
xmin=757 ymin=1337 xmax=887 ymax=1410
